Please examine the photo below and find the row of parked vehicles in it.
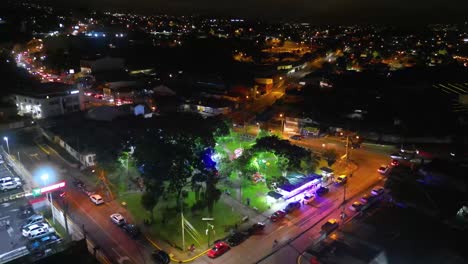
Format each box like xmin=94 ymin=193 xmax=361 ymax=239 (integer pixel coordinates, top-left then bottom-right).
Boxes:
xmin=206 ymin=221 xmax=266 ymax=258
xmin=21 ymin=214 xmax=62 ymax=253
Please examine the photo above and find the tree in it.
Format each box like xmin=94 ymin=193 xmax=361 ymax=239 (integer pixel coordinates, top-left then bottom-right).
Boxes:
xmin=141 ymin=189 xmax=162 ymax=223
xmin=322 ymin=149 xmax=338 ymax=166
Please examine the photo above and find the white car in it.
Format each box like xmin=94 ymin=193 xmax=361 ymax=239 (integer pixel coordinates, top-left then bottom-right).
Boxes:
xmin=0 ymin=177 xmax=21 ymax=184
xmin=371 ymin=186 xmax=385 ymax=196
xmin=303 ymin=194 xmax=315 ymax=205
xmin=28 ymin=227 xmax=55 ymax=240
xmin=377 ymin=165 xmax=389 ymax=174
xmin=89 ymin=194 xmax=104 ymax=205
xmin=22 ymin=223 xmax=49 ymax=237
xmin=1 ymin=181 xmax=21 ymax=191
xmin=110 ymin=213 xmax=126 ymax=226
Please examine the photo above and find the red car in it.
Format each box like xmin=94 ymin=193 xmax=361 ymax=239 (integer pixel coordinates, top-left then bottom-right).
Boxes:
xmin=207 ymin=242 xmax=230 ymax=258
xmin=270 ymin=210 xmax=287 ymax=222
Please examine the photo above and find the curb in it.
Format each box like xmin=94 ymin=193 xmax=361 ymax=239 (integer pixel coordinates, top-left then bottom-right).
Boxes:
xmin=144 ymin=234 xmax=209 ymax=263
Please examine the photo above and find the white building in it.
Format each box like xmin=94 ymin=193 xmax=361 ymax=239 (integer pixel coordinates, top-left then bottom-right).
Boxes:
xmin=13 ymin=83 xmax=82 ymax=119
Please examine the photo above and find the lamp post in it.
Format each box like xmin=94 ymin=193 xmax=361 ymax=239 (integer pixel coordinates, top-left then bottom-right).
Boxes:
xmin=279 ymin=114 xmax=284 ymax=137
xmin=3 ymin=137 xmax=10 ymax=154
xmin=202 ymin=217 xmax=214 ymax=249
xmin=41 ymin=173 xmax=55 ymax=224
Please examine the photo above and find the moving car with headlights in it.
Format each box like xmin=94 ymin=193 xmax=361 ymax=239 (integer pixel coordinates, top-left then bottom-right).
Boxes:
xmin=207 ymin=241 xmax=230 ymax=258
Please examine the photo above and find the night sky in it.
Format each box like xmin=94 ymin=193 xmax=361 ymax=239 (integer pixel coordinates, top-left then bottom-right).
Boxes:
xmin=53 ymin=0 xmax=467 ymax=23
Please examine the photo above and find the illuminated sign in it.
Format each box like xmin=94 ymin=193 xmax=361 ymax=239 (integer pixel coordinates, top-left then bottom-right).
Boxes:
xmin=70 ymin=90 xmax=79 ymax=94
xmin=32 ymin=188 xmax=41 ymax=197
xmin=40 ymin=181 xmax=66 ymax=194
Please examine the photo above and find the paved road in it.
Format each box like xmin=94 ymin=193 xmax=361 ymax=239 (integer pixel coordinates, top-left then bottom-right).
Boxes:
xmin=193 ymin=137 xmax=393 ymax=264
xmin=11 ymin=128 xmax=154 ymax=264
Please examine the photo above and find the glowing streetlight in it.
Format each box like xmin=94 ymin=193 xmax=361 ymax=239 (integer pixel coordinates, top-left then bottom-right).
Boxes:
xmin=3 ymin=137 xmax=9 ymax=154
xmin=279 ymin=114 xmax=285 ymax=136
xmin=40 ymin=172 xmax=55 ymax=224
xmin=41 ymin=173 xmax=49 ymax=183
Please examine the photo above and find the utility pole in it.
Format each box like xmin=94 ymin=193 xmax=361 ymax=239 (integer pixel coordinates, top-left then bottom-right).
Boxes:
xmin=202 ymin=218 xmax=214 ymax=249
xmin=181 ymin=212 xmax=185 ymax=251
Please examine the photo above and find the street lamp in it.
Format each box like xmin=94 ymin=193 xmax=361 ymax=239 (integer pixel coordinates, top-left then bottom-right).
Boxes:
xmin=3 ymin=137 xmax=9 ymax=154
xmin=279 ymin=114 xmax=284 ymax=136
xmin=41 ymin=173 xmax=55 ymax=224
xmin=202 ymin=217 xmax=214 ymax=249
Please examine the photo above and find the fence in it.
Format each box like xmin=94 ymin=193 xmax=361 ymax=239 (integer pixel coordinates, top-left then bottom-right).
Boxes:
xmin=51 ymin=201 xmax=111 ymax=263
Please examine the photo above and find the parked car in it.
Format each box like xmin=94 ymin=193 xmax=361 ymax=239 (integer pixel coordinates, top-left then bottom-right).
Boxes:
xmin=23 ymin=215 xmax=45 ymax=228
xmin=284 ymin=201 xmax=301 ymax=213
xmin=0 ymin=177 xmax=21 ymax=184
xmin=28 ymin=227 xmax=55 ymax=240
xmin=122 ymin=224 xmax=140 ymax=238
xmin=390 ymin=159 xmax=399 ymax=166
xmin=321 ymin=219 xmax=339 ymax=234
xmin=1 ymin=181 xmax=22 ymax=191
xmin=207 ymin=242 xmax=230 ymax=258
xmin=225 ymin=232 xmax=249 ymax=247
xmin=349 ymin=201 xmax=363 ymax=212
xmin=303 ymin=194 xmax=315 ymax=205
xmin=152 ymin=250 xmax=170 ymax=264
xmin=316 ymin=187 xmax=329 ymax=197
xmin=290 ymin=135 xmax=304 ymax=140
xmin=270 ymin=210 xmax=287 ymax=222
xmin=335 ymin=175 xmax=347 ymax=184
xmin=360 ymin=194 xmax=375 ymax=204
xmin=22 ymin=223 xmax=49 ymax=237
xmin=110 ymin=213 xmax=126 ymax=226
xmin=89 ymin=194 xmax=104 ymax=205
xmin=247 ymin=222 xmax=265 ymax=235
xmin=377 ymin=165 xmax=389 ymax=174
xmin=371 ymin=186 xmax=385 ymax=196
xmin=29 ymin=234 xmax=61 ymax=251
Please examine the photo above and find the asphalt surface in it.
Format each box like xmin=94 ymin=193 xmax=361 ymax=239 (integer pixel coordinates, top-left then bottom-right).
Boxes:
xmin=11 ymin=128 xmax=154 ymax=264
xmin=0 ymin=197 xmax=31 ymax=256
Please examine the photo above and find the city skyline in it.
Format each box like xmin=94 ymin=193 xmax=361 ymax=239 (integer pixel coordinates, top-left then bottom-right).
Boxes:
xmin=48 ymin=0 xmax=468 ymax=24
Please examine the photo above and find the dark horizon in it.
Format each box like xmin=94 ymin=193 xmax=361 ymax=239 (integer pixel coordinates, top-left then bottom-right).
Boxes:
xmin=41 ymin=0 xmax=468 ymax=24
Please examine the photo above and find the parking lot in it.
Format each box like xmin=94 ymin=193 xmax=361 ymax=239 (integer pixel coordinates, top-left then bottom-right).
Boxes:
xmin=0 ymin=197 xmax=30 ymax=255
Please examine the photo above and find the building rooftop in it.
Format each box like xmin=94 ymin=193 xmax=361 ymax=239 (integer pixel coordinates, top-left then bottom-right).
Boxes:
xmin=13 ymin=82 xmax=78 ymax=99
